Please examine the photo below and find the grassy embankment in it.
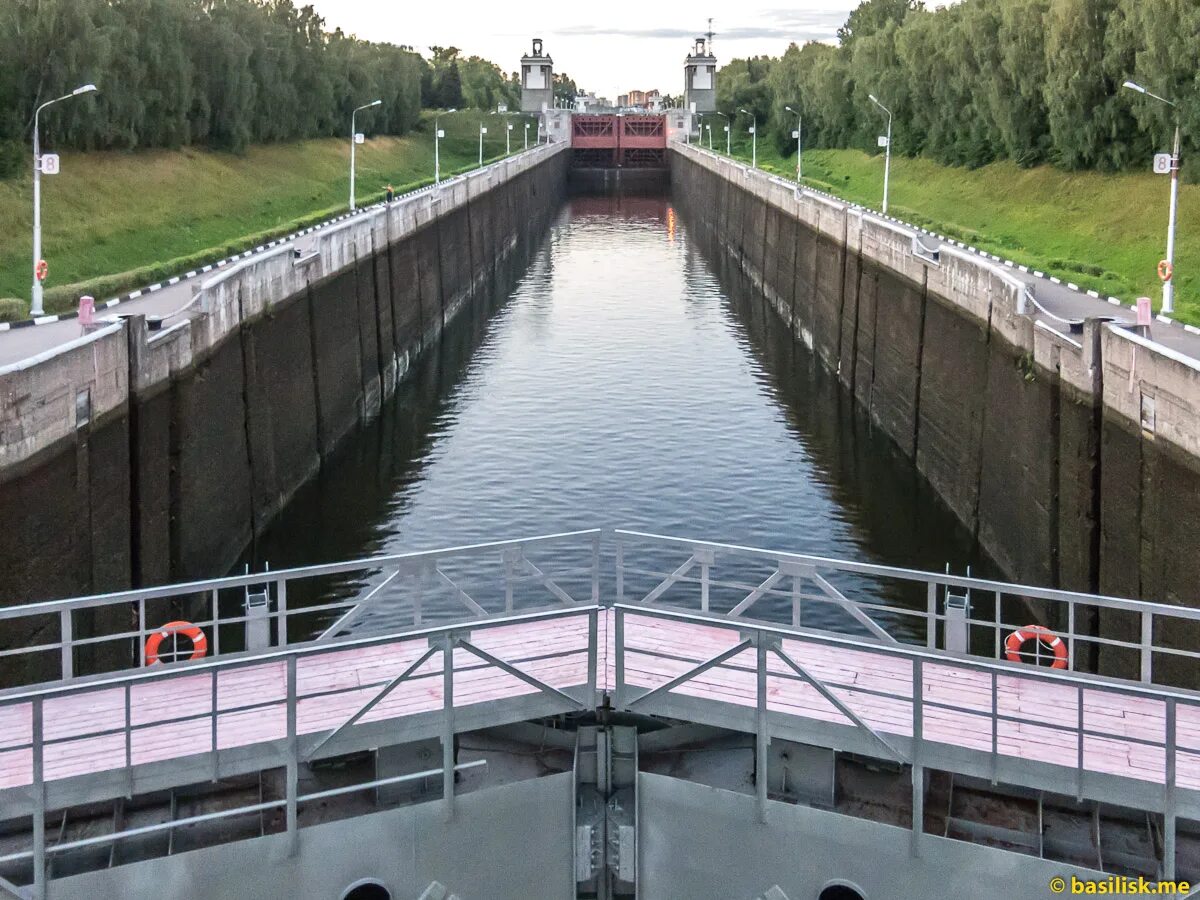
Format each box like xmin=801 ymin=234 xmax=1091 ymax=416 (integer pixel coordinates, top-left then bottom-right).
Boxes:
xmin=0 ymin=112 xmax=536 ymax=319
xmin=714 ymin=135 xmax=1199 ymax=325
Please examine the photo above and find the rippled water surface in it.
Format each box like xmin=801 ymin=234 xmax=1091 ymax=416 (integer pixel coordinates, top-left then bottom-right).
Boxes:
xmin=250 ymin=195 xmax=997 ymax=636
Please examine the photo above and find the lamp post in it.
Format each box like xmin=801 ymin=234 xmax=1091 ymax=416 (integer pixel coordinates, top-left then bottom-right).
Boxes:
xmin=30 ymin=83 xmax=97 ymax=317
xmin=506 ymin=121 xmax=513 ymax=155
xmin=739 ymin=108 xmax=756 ymax=168
xmin=785 ymin=104 xmax=803 ymax=183
xmin=478 ymin=122 xmax=489 ymax=167
xmin=713 ymin=111 xmax=730 ymax=155
xmin=1124 ymin=80 xmax=1182 ymax=315
xmin=349 ymin=99 xmax=381 ymax=212
xmin=868 ymin=94 xmax=892 ymax=215
xmin=524 ymin=121 xmax=530 ymax=150
xmin=706 ymin=123 xmax=712 ymax=150
xmin=434 ymin=108 xmax=457 ymax=185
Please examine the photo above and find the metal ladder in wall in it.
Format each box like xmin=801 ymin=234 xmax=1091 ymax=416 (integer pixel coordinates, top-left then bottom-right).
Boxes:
xmin=575 ymin=726 xmax=637 ymax=899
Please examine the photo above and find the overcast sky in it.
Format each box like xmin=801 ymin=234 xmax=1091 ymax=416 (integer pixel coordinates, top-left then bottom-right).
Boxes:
xmin=305 ymin=1 xmax=860 ymax=100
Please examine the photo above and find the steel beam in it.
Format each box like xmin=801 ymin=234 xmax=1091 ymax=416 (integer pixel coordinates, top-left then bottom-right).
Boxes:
xmin=456 ymin=640 xmax=586 ymax=710
xmin=303 ymin=645 xmax=440 ymax=761
xmin=729 ymin=570 xmax=785 ymax=618
xmin=811 ymin=572 xmax=898 ymax=644
xmin=626 ymin=639 xmax=753 ymax=709
xmin=771 ymin=645 xmax=906 ymax=764
xmin=639 ymin=555 xmax=698 ymax=606
xmin=442 ymin=636 xmax=455 ymax=821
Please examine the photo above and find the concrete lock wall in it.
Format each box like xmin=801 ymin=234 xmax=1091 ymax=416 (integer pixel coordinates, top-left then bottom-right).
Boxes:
xmin=670 ymin=144 xmax=1200 ymax=679
xmin=0 ymin=145 xmax=569 ymax=615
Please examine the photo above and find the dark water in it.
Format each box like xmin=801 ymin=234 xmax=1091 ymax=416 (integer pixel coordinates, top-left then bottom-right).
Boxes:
xmin=247 ymin=195 xmax=999 ymax=638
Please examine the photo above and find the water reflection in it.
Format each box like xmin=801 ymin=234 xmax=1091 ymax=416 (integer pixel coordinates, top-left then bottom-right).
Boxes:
xmin=247 ymin=195 xmax=999 ymax=638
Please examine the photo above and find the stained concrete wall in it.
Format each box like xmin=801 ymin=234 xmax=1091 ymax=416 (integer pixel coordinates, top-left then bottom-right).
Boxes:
xmin=671 ymin=144 xmax=1200 ymax=676
xmin=0 ymin=145 xmax=568 ymax=611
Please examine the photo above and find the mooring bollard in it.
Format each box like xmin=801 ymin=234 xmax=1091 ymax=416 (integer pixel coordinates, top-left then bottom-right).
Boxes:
xmin=78 ymin=295 xmax=95 ymax=332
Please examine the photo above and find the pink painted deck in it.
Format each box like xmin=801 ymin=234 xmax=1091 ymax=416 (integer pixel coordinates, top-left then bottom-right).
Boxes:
xmin=1 ymin=609 xmax=1197 ymax=798
xmin=617 ymin=613 xmax=1200 ymax=791
xmin=0 ymin=616 xmax=593 ymax=790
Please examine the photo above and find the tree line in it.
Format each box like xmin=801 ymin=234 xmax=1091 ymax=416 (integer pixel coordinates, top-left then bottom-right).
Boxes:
xmin=716 ymin=0 xmax=1198 ymax=174
xmin=0 ymin=0 xmax=529 ymax=175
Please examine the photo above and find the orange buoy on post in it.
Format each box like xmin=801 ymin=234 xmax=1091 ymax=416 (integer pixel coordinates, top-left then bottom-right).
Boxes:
xmin=34 ymin=259 xmax=48 ymax=282
xmin=1158 ymin=259 xmax=1174 ymax=282
xmin=145 ymin=621 xmax=208 ymax=665
xmin=1004 ymin=625 xmax=1068 ymax=669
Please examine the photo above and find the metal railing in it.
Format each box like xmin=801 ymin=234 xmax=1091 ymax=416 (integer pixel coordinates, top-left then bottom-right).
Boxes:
xmin=613 ymin=530 xmax=1200 ymax=687
xmin=0 ymin=602 xmax=597 ymax=899
xmin=610 ymin=601 xmax=1199 ymax=877
xmin=3 ymin=527 xmax=1200 ymax=895
xmin=0 ymin=529 xmax=602 ymax=688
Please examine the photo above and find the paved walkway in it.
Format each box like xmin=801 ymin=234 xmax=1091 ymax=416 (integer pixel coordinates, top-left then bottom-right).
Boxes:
xmin=0 ymin=232 xmax=321 ymax=369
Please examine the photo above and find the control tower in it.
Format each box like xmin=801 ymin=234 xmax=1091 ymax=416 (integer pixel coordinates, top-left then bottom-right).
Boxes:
xmin=684 ymin=36 xmax=716 ymax=113
xmin=521 ymin=38 xmax=554 ymax=113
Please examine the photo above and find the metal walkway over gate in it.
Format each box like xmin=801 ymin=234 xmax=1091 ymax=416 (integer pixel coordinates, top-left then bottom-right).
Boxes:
xmin=1 ymin=529 xmax=1198 ymax=897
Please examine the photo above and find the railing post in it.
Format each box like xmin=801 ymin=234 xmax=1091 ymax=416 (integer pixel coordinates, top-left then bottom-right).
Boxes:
xmin=32 ymin=697 xmax=45 ymax=900
xmin=1164 ymin=699 xmax=1177 ymax=881
xmin=210 ymin=589 xmax=221 ymax=657
xmin=615 ymin=537 xmax=625 ymax=605
xmin=503 ymin=548 xmax=518 ymax=614
xmin=138 ymin=598 xmax=147 ymax=666
xmin=59 ymin=608 xmax=73 ymax=680
xmin=911 ymin=659 xmax=923 ymax=858
xmin=1140 ymin=611 xmax=1153 ymax=684
xmin=1075 ymin=683 xmax=1085 ymax=801
xmin=614 ymin=608 xmax=625 ymax=709
xmin=990 ymin=670 xmax=998 ymax=785
xmin=925 ymin=582 xmax=936 ymax=649
xmin=756 ymin=633 xmax=769 ymax=824
xmin=587 ymin=608 xmax=598 ymax=704
xmin=286 ymin=655 xmax=298 ymax=856
xmin=591 ymin=533 xmax=601 ymax=605
xmin=697 ymin=548 xmax=714 ymax=613
xmin=442 ymin=635 xmax=456 ymax=821
xmin=1066 ymin=601 xmax=1076 ymax=672
xmin=124 ymin=683 xmax=133 ymax=798
xmin=276 ymin=578 xmax=289 ymax=647
xmin=413 ymin=571 xmax=425 ymax=627
xmin=211 ymin=668 xmax=220 ymax=782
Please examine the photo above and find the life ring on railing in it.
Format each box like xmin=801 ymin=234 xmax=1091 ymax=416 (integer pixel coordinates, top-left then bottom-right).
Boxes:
xmin=1158 ymin=259 xmax=1174 ymax=282
xmin=145 ymin=621 xmax=208 ymax=665
xmin=1004 ymin=625 xmax=1067 ymax=669
xmin=34 ymin=259 xmax=48 ymax=282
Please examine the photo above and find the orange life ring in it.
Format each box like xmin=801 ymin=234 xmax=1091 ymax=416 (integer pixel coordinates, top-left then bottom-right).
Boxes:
xmin=34 ymin=259 xmax=48 ymax=282
xmin=1158 ymin=259 xmax=1173 ymax=282
xmin=1004 ymin=625 xmax=1067 ymax=669
xmin=145 ymin=621 xmax=208 ymax=665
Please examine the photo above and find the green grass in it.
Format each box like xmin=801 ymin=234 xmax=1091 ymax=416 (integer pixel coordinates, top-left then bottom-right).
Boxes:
xmin=0 ymin=112 xmax=537 ymax=316
xmin=713 ymin=137 xmax=1200 ymax=324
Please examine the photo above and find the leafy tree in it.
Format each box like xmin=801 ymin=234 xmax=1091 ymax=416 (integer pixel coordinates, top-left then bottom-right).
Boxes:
xmin=838 ymin=0 xmax=925 ymax=45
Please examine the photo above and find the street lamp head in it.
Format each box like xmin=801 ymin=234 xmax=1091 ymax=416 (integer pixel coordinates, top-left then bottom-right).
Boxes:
xmin=73 ymin=84 xmax=98 ymax=96
xmin=1122 ymin=81 xmax=1146 ymax=94
xmin=369 ymin=99 xmax=382 ymax=107
xmin=869 ymin=93 xmax=878 ymax=104
xmin=785 ymin=105 xmax=795 ymax=114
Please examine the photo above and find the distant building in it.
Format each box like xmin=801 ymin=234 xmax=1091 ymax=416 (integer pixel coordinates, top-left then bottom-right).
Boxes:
xmin=684 ymin=37 xmax=716 ymax=113
xmin=617 ymin=94 xmax=629 ymax=108
xmin=520 ymin=38 xmax=553 ymax=113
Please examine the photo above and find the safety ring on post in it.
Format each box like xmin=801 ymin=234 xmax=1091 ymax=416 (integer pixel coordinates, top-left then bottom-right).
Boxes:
xmin=1158 ymin=259 xmax=1174 ymax=283
xmin=34 ymin=259 xmax=48 ymax=282
xmin=1004 ymin=625 xmax=1068 ymax=669
xmin=145 ymin=621 xmax=208 ymax=666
